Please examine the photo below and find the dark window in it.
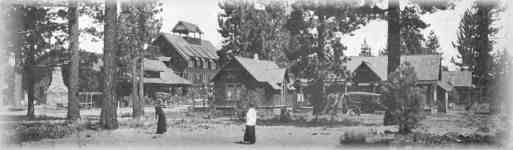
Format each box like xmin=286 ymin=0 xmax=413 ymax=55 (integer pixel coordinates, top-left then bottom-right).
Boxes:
xmin=144 ymin=71 xmax=160 ymax=78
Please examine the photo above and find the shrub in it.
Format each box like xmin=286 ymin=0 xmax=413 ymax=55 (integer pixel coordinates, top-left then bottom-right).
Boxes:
xmin=339 ymin=130 xmax=368 ymax=144
xmin=14 ymin=122 xmax=81 ymax=143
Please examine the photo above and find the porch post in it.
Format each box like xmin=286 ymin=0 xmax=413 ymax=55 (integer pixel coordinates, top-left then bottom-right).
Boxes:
xmin=445 ymin=91 xmax=449 ymax=113
xmin=432 ymin=84 xmax=437 ymax=113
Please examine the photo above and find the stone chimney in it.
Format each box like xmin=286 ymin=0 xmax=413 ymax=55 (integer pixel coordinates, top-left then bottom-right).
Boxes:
xmin=46 ymin=66 xmax=68 ymax=107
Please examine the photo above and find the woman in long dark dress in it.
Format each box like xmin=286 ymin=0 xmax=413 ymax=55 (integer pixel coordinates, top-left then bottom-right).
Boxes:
xmin=155 ymin=100 xmax=167 ymax=134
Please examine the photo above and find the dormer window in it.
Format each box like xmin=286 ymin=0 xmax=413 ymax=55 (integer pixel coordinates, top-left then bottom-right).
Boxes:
xmin=144 ymin=71 xmax=160 ymax=78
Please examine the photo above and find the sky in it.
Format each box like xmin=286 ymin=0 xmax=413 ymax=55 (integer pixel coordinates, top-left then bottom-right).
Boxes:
xmin=80 ymin=0 xmax=512 ymax=71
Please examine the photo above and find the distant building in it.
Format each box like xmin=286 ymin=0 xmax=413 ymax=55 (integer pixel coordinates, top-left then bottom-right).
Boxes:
xmin=442 ymin=69 xmax=473 ymax=106
xmin=152 ymin=21 xmax=219 ymax=99
xmin=345 ymin=55 xmax=453 ymax=113
xmin=210 ymin=56 xmax=295 ymax=112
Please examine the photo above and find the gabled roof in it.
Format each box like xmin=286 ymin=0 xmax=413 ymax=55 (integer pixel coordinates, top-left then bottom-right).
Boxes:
xmin=144 ymin=69 xmax=192 ymax=85
xmin=346 ymin=55 xmax=441 ymax=81
xmin=442 ymin=70 xmax=472 ymax=87
xmin=143 ymin=59 xmax=168 ymax=72
xmin=143 ymin=59 xmax=192 ymax=85
xmin=214 ymin=56 xmax=287 ymax=90
xmin=354 ymin=61 xmax=387 ymax=81
xmin=172 ymin=21 xmax=203 ymax=34
xmin=235 ymin=57 xmax=286 ymax=90
xmin=157 ymin=33 xmax=218 ymax=60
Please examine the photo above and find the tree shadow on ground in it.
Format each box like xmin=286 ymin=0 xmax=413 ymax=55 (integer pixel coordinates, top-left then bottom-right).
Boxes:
xmin=254 ymin=118 xmax=381 ymax=127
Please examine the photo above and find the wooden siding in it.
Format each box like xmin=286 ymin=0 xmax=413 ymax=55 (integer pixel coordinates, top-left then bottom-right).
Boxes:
xmin=212 ymin=61 xmax=294 ymax=108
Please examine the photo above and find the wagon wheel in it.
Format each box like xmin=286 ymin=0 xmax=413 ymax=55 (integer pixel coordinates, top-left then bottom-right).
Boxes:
xmin=347 ymin=105 xmax=361 ymax=116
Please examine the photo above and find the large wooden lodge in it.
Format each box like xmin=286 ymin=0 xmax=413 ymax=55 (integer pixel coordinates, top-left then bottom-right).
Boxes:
xmin=152 ymin=21 xmax=219 ymax=99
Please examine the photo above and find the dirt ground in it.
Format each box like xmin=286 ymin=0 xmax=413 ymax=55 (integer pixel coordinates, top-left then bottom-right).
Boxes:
xmin=0 ymin=105 xmax=509 ymax=150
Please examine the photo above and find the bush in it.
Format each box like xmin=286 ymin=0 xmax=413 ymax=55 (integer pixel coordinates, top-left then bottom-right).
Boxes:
xmin=393 ymin=132 xmax=498 ymax=145
xmin=14 ymin=122 xmax=82 ymax=143
xmin=339 ymin=130 xmax=367 ymax=144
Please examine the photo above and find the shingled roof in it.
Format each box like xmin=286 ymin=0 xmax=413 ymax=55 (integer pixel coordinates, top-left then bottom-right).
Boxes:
xmin=442 ymin=70 xmax=472 ymax=87
xmin=157 ymin=33 xmax=218 ymax=60
xmin=346 ymin=55 xmax=442 ymax=81
xmin=212 ymin=56 xmax=287 ymax=90
xmin=235 ymin=57 xmax=287 ymax=90
xmin=172 ymin=21 xmax=203 ymax=34
xmin=144 ymin=69 xmax=192 ymax=85
xmin=143 ymin=59 xmax=168 ymax=72
xmin=143 ymin=59 xmax=192 ymax=85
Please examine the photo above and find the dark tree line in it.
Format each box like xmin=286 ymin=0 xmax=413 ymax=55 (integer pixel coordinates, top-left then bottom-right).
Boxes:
xmin=2 ymin=0 xmax=162 ymax=129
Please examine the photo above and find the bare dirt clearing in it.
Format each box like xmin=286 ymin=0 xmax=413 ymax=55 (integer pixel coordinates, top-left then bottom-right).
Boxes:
xmin=1 ymin=105 xmax=507 ymax=149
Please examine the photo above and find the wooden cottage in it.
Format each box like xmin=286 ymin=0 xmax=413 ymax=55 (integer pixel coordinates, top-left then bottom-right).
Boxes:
xmin=345 ymin=55 xmax=453 ymax=113
xmin=210 ymin=56 xmax=295 ymax=112
xmin=152 ymin=21 xmax=219 ymax=99
xmin=442 ymin=70 xmax=473 ymax=108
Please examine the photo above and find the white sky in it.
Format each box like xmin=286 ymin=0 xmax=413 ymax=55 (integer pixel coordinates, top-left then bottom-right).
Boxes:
xmin=80 ymin=0 xmax=512 ymax=71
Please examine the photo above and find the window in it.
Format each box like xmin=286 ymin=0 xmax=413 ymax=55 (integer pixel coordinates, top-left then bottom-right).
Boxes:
xmin=196 ymin=58 xmax=202 ymax=68
xmin=144 ymin=71 xmax=160 ymax=78
xmin=188 ymin=60 xmax=193 ymax=68
xmin=203 ymin=59 xmax=208 ymax=69
xmin=225 ymin=83 xmax=242 ymax=101
xmin=212 ymin=61 xmax=216 ymax=70
xmin=207 ymin=60 xmax=212 ymax=70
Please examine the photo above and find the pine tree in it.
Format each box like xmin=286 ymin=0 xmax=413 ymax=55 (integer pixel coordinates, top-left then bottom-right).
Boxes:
xmin=284 ymin=0 xmax=382 ymax=118
xmin=217 ymin=1 xmax=289 ymax=67
xmin=452 ymin=0 xmax=500 ymax=89
xmin=380 ymin=62 xmax=424 ymax=133
xmin=400 ymin=6 xmax=428 ymax=54
xmin=101 ymin=0 xmax=119 ymax=129
xmin=118 ymin=0 xmax=162 ymax=120
xmin=424 ymin=30 xmax=441 ymax=55
xmin=67 ymin=1 xmax=81 ymax=121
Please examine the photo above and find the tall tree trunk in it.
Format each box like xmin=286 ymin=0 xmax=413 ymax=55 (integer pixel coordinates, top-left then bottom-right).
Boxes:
xmin=101 ymin=0 xmax=119 ymax=129
xmin=476 ymin=2 xmax=492 ymax=96
xmin=387 ymin=0 xmax=401 ymax=74
xmin=384 ymin=0 xmax=401 ymax=126
xmin=67 ymin=2 xmax=81 ymax=121
xmin=138 ymin=57 xmax=144 ymax=113
xmin=131 ymin=57 xmax=143 ymax=119
xmin=135 ymin=3 xmax=147 ymax=118
xmin=25 ymin=54 xmax=35 ymax=119
xmin=24 ymin=6 xmax=36 ymax=119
